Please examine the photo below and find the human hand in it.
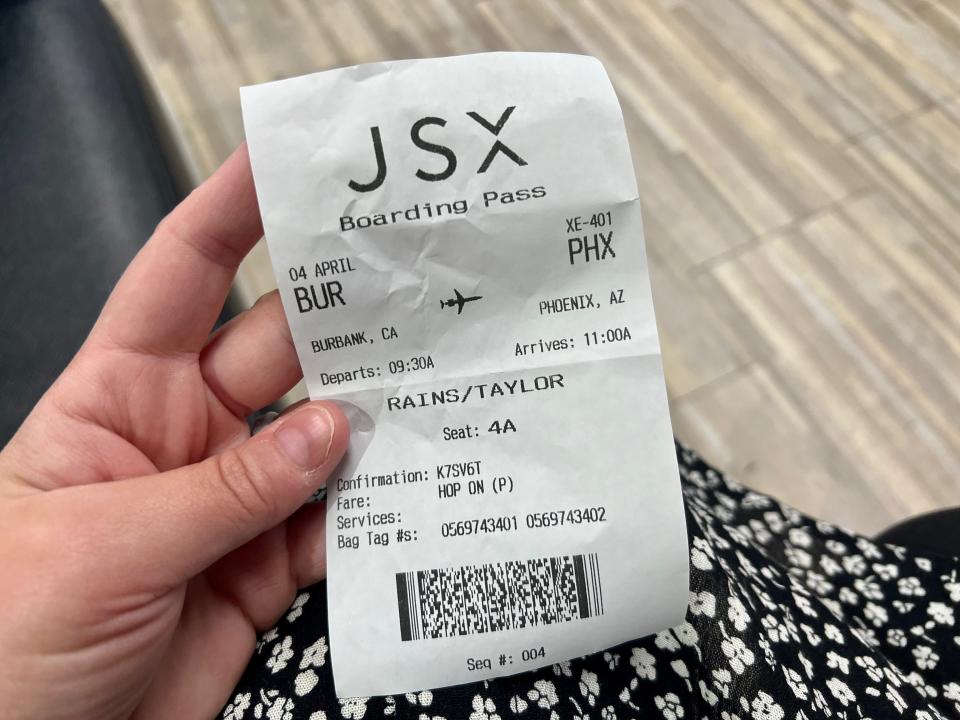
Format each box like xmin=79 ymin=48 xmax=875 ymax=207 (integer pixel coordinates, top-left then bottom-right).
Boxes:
xmin=0 ymin=145 xmax=349 ymax=719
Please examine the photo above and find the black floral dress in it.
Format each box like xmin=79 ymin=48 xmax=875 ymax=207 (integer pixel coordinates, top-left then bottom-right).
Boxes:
xmin=220 ymin=444 xmax=960 ymax=720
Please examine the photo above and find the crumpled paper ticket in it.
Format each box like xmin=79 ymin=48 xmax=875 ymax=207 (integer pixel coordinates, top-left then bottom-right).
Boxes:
xmin=241 ymin=52 xmax=688 ymax=698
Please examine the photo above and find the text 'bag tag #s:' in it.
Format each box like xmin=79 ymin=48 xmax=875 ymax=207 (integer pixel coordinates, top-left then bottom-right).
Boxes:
xmin=241 ymin=52 xmax=689 ymax=698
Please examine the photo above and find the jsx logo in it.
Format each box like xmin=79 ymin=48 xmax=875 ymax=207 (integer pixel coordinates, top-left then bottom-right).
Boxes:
xmin=348 ymin=106 xmax=527 ymax=192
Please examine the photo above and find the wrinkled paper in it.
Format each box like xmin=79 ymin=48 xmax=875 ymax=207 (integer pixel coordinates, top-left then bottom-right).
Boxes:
xmin=241 ymin=52 xmax=688 ymax=698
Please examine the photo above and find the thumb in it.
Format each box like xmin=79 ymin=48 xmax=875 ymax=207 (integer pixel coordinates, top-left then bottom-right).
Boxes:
xmin=90 ymin=401 xmax=349 ymax=585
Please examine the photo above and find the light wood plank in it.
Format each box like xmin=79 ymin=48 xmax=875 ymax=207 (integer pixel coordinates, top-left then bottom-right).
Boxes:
xmin=102 ymin=0 xmax=960 ymax=534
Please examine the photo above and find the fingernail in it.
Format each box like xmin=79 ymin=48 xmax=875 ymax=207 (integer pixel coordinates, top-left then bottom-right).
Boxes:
xmin=274 ymin=406 xmax=335 ymax=469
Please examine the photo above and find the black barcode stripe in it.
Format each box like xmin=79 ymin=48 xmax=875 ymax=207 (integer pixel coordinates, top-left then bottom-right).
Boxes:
xmin=396 ymin=553 xmax=603 ymax=641
xmin=396 ymin=573 xmax=412 ymax=641
xmin=573 ymin=554 xmax=588 ymax=619
xmin=593 ymin=553 xmax=604 ymax=615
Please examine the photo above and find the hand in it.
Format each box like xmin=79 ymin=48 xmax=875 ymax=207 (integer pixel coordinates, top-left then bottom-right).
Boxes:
xmin=0 ymin=145 xmax=349 ymax=719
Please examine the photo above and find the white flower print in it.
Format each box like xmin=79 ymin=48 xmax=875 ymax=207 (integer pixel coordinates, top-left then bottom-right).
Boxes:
xmin=405 ymin=691 xmax=433 ymax=707
xmin=728 ymin=596 xmax=750 ymax=631
xmin=654 ymin=630 xmax=681 ymax=653
xmin=761 ymin=615 xmax=790 ymax=643
xmin=913 ymin=645 xmax=939 ymax=671
xmin=256 ymin=627 xmax=279 ymax=654
xmin=509 ymin=695 xmax=528 ymax=714
xmin=819 ymin=554 xmax=843 ymax=576
xmin=945 ymin=578 xmax=960 ymax=602
xmin=823 ymin=623 xmax=844 ymax=644
xmin=856 ymin=537 xmax=882 ymax=559
xmin=884 ymin=665 xmax=904 ymax=687
xmin=798 ymin=652 xmax=814 ymax=679
xmin=552 ymin=661 xmax=572 ymax=678
xmin=782 ymin=667 xmax=808 ymax=700
xmin=821 ymin=597 xmax=843 ymax=618
xmin=266 ymin=636 xmax=294 ymax=674
xmin=302 ymin=638 xmax=331 ymax=690
xmin=886 ymin=685 xmax=908 ymax=713
xmin=873 ymin=563 xmax=898 ymax=581
xmin=853 ymin=625 xmax=879 ymax=647
xmin=654 ymin=692 xmax=684 ymax=720
xmin=898 ymin=577 xmax=925 ymax=597
xmin=254 ymin=691 xmax=295 ymax=720
xmin=728 ymin=526 xmax=750 ymax=548
xmin=793 ymin=592 xmax=817 ymax=618
xmin=825 ymin=539 xmax=848 ymax=555
xmin=286 ymin=592 xmax=309 ymax=622
xmin=602 ymin=651 xmax=619 ymax=670
xmin=300 ymin=636 xmax=328 ymax=670
xmin=811 ymin=689 xmax=831 ymax=715
xmin=295 ymin=669 xmax=319 ymax=696
xmin=944 ymin=682 xmax=960 ymax=702
xmin=224 ymin=692 xmax=252 ymax=720
xmin=339 ymin=698 xmax=368 ymax=720
xmin=916 ymin=556 xmax=932 ymax=572
xmin=838 ymin=586 xmax=859 ymax=605
xmin=689 ymin=590 xmax=716 ymax=618
xmin=887 ymin=628 xmax=908 ymax=647
xmin=721 ymin=636 xmax=755 ymax=675
xmin=762 ymin=511 xmax=784 ymax=533
xmin=854 ymin=578 xmax=883 ymax=600
xmin=785 ymin=547 xmax=812 ymax=569
xmin=864 ymin=602 xmax=888 ymax=627
xmin=736 ymin=551 xmax=758 ymax=579
xmin=527 ymin=679 xmax=558 ymax=712
xmin=799 ymin=624 xmax=821 ymax=647
xmin=698 ymin=679 xmax=719 ymax=706
xmin=309 ymin=712 xmax=327 ymax=720
xmin=928 ymin=601 xmax=954 ymax=626
xmin=673 ymin=622 xmax=699 ymax=647
xmin=855 ymin=655 xmax=884 ymax=683
xmin=825 ymin=650 xmax=849 ymax=674
xmin=805 ymin=572 xmax=833 ymax=594
xmin=840 ymin=554 xmax=866 ymax=576
xmin=750 ymin=690 xmax=784 ymax=720
xmin=568 ymin=696 xmax=589 ymax=720
xmin=600 ymin=705 xmax=616 ymax=720
xmin=788 ymin=527 xmax=812 ymax=548
xmin=742 ymin=488 xmax=768 ymax=506
xmin=749 ymin=519 xmax=772 ymax=545
xmin=579 ymin=669 xmax=600 ymax=707
xmin=826 ymin=677 xmax=855 ymax=706
xmin=691 ymin=536 xmax=713 ymax=570
xmin=629 ymin=647 xmax=656 ymax=680
xmin=712 ymin=669 xmax=732 ymax=699
xmin=470 ymin=695 xmax=500 ymax=720
xmin=893 ymin=599 xmax=915 ymax=614
xmin=757 ymin=635 xmax=775 ymax=668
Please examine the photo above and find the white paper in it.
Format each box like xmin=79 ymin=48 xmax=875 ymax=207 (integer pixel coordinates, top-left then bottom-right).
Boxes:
xmin=241 ymin=52 xmax=688 ymax=698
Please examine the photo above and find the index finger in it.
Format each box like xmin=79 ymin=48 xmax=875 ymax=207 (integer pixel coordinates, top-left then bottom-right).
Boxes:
xmin=92 ymin=144 xmax=264 ymax=355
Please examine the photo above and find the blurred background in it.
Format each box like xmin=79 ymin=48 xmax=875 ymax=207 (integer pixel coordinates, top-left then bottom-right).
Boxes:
xmin=4 ymin=0 xmax=960 ymax=536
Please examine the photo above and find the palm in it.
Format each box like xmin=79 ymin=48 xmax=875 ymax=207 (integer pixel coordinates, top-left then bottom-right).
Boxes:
xmin=0 ymin=146 xmax=327 ymax=719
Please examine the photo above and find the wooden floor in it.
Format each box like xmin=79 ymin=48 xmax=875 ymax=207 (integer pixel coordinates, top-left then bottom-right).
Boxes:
xmin=103 ymin=0 xmax=960 ymax=534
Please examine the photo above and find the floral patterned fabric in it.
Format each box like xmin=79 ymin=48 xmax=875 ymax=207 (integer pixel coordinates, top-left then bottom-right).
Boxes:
xmin=221 ymin=443 xmax=960 ymax=720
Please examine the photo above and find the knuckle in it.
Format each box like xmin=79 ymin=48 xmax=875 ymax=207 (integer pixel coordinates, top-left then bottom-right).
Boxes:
xmin=211 ymin=447 xmax=279 ymax=523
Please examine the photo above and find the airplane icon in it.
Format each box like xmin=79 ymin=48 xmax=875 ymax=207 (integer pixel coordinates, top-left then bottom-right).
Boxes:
xmin=440 ymin=288 xmax=483 ymax=315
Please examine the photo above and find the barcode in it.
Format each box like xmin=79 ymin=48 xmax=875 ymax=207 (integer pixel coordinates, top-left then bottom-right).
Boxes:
xmin=396 ymin=553 xmax=603 ymax=641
